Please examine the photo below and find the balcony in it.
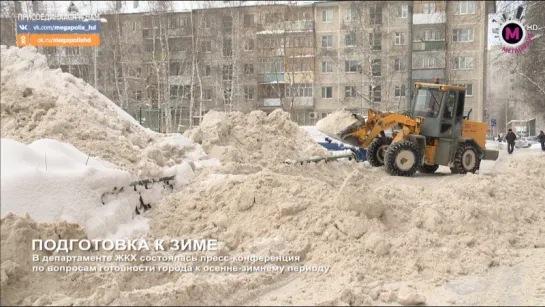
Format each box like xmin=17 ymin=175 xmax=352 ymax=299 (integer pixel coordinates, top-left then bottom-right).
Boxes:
xmin=317 ymin=48 xmax=338 ymax=57
xmin=292 ymin=97 xmax=314 ymax=108
xmin=258 ymin=73 xmax=285 ymax=83
xmin=412 ymin=69 xmax=445 ymax=81
xmin=258 ymin=48 xmax=284 ymax=57
xmin=412 ymin=41 xmax=446 ymax=51
xmin=413 ymin=12 xmax=447 ymax=25
xmin=284 ymin=72 xmax=314 ymax=84
xmin=260 ymin=98 xmax=282 ymax=107
xmin=284 ymin=20 xmax=314 ymax=33
xmin=168 ymin=75 xmax=192 ymax=86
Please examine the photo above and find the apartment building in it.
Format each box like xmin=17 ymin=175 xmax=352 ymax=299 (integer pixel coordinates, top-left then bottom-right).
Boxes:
xmin=0 ymin=0 xmax=494 ymax=129
xmin=313 ymin=1 xmax=410 ymax=123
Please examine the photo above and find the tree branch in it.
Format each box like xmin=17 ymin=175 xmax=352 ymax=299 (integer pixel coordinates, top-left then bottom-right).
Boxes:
xmin=516 ymin=72 xmax=545 ymax=97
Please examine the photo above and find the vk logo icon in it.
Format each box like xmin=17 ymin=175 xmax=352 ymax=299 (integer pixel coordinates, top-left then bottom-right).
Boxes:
xmin=18 ymin=24 xmax=28 ymax=31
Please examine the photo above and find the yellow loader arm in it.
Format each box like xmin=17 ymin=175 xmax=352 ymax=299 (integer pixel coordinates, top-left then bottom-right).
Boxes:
xmin=339 ymin=109 xmax=422 ymax=148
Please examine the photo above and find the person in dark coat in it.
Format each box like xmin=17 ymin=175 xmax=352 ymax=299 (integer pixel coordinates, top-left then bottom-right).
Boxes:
xmin=538 ymin=130 xmax=545 ymax=151
xmin=505 ymin=129 xmax=517 ymax=154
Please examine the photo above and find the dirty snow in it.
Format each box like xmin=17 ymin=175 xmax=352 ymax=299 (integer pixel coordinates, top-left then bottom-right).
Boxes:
xmin=2 ymin=45 xmax=545 ymax=306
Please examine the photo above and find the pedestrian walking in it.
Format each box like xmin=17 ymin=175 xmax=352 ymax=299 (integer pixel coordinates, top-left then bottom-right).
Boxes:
xmin=505 ymin=129 xmax=517 ymax=154
xmin=538 ymin=130 xmax=545 ymax=152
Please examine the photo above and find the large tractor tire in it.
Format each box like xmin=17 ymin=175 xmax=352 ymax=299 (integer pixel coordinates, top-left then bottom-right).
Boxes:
xmin=450 ymin=143 xmax=480 ymax=174
xmin=384 ymin=140 xmax=422 ymax=177
xmin=419 ymin=163 xmax=440 ymax=174
xmin=367 ymin=137 xmax=393 ymax=167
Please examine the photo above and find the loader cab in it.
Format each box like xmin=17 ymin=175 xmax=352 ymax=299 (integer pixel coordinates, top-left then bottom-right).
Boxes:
xmin=411 ymin=80 xmax=466 ymax=139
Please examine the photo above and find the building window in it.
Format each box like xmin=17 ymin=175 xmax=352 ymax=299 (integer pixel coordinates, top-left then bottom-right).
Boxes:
xmin=170 ymin=85 xmax=179 ymax=97
xmin=345 ymin=86 xmax=357 ymax=98
xmin=222 ymin=64 xmax=233 ymax=81
xmin=201 ymin=16 xmax=210 ymax=29
xmin=322 ymin=9 xmax=333 ymax=23
xmin=223 ymin=39 xmax=232 ymax=57
xmin=243 ymin=14 xmax=254 ymax=26
xmin=321 ymin=35 xmax=333 ymax=48
xmin=321 ymin=86 xmax=333 ymax=98
xmin=135 ymin=90 xmax=142 ymax=101
xmin=201 ymin=41 xmax=212 ymax=53
xmin=452 ymin=56 xmax=474 ymax=70
xmin=222 ymin=16 xmax=232 ymax=29
xmin=395 ymin=32 xmax=406 ymax=45
xmin=345 ymin=60 xmax=359 ymax=72
xmin=169 ymin=62 xmax=183 ymax=76
xmin=371 ymin=59 xmax=381 ymax=76
xmin=244 ymin=39 xmax=254 ymax=51
xmin=345 ymin=32 xmax=357 ymax=47
xmin=244 ymin=86 xmax=255 ymax=100
xmin=286 ymin=83 xmax=313 ymax=97
xmin=203 ymin=65 xmax=211 ymax=76
xmin=170 ymin=15 xmax=189 ymax=28
xmin=424 ymin=29 xmax=444 ymax=41
xmin=423 ymin=3 xmax=436 ymax=14
xmin=370 ymin=33 xmax=381 ymax=51
xmin=453 ymin=28 xmax=474 ymax=42
xmin=394 ymin=85 xmax=406 ymax=97
xmin=370 ymin=4 xmax=382 ymax=25
xmin=369 ymin=86 xmax=381 ymax=103
xmin=244 ymin=63 xmax=254 ymax=74
xmin=455 ymin=1 xmax=476 ymax=15
xmin=203 ymin=89 xmax=212 ymax=100
xmin=394 ymin=58 xmax=405 ymax=71
xmin=322 ymin=61 xmax=333 ymax=73
xmin=397 ymin=4 xmax=408 ymax=18
xmin=455 ymin=83 xmax=473 ymax=96
xmin=346 ymin=8 xmax=357 ymax=21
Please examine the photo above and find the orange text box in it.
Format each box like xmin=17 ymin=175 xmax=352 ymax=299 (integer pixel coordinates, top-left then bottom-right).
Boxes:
xmin=17 ymin=34 xmax=100 ymax=47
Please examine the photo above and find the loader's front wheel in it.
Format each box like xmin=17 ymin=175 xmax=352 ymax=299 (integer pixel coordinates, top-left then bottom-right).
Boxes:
xmin=367 ymin=137 xmax=393 ymax=167
xmin=384 ymin=140 xmax=421 ymax=177
xmin=450 ymin=143 xmax=480 ymax=174
xmin=419 ymin=163 xmax=439 ymax=174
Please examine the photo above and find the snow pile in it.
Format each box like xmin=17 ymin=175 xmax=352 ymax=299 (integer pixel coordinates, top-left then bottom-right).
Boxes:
xmin=147 ymin=152 xmax=544 ymax=305
xmin=0 ymin=45 xmax=208 ymax=178
xmin=0 ymin=138 xmax=195 ymax=239
xmin=183 ymin=110 xmax=328 ymax=166
xmin=316 ymin=110 xmax=359 ymax=136
xmin=1 ymin=142 xmax=544 ymax=305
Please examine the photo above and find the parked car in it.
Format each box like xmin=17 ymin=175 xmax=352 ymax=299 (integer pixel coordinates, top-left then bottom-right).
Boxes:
xmin=515 ymin=137 xmax=532 ymax=148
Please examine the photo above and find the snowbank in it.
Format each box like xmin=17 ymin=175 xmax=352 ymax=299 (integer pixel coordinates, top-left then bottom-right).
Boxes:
xmin=183 ymin=109 xmax=328 ymax=166
xmin=0 ymin=45 xmax=208 ymax=178
xmin=0 ymin=138 xmax=196 ymax=240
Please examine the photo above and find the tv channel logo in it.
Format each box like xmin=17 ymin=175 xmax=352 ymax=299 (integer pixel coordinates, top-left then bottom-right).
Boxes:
xmin=493 ymin=5 xmax=539 ymax=54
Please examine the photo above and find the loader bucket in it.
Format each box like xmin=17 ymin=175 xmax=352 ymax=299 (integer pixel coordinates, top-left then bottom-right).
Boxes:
xmin=337 ymin=118 xmax=367 ymax=147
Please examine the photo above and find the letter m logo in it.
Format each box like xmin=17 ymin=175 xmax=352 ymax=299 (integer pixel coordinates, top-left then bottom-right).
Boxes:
xmin=19 ymin=24 xmax=28 ymax=31
xmin=505 ymin=27 xmax=520 ymax=40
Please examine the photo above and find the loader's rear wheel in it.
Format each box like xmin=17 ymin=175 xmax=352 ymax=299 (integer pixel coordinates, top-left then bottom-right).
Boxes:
xmin=384 ymin=140 xmax=421 ymax=177
xmin=419 ymin=164 xmax=439 ymax=174
xmin=450 ymin=143 xmax=480 ymax=174
xmin=367 ymin=137 xmax=393 ymax=167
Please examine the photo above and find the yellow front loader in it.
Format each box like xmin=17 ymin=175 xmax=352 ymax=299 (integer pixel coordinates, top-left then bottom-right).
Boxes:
xmin=323 ymin=78 xmax=499 ymax=177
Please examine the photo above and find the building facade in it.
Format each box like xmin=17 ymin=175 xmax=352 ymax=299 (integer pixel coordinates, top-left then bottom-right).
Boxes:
xmin=0 ymin=0 xmax=493 ymax=131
